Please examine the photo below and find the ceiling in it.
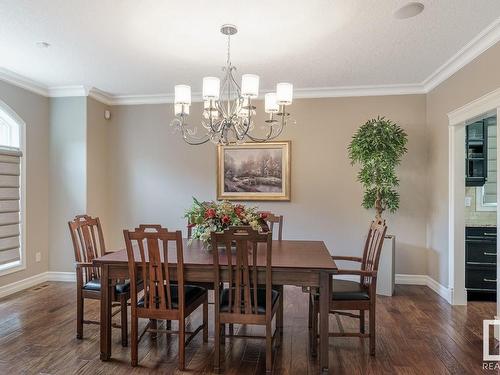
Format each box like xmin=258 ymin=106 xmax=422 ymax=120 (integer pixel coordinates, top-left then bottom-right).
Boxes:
xmin=1 ymin=0 xmax=500 ymax=100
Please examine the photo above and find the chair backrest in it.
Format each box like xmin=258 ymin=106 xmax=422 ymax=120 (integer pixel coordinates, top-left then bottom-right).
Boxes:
xmin=258 ymin=211 xmax=284 ymax=241
xmin=211 ymin=226 xmax=272 ymax=316
xmin=124 ymin=225 xmax=185 ymax=312
xmin=360 ymin=219 xmax=388 ymax=288
xmin=68 ymin=214 xmax=106 ymax=283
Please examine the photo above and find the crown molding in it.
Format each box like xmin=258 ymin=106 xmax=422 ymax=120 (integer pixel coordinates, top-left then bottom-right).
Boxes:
xmin=291 ymin=84 xmax=426 ymax=98
xmin=110 ymin=93 xmax=176 ymax=105
xmin=423 ymin=17 xmax=500 ymax=92
xmin=111 ymin=84 xmax=425 ymax=106
xmin=0 ymin=67 xmax=49 ymax=97
xmin=48 ymin=85 xmax=90 ymax=97
xmin=88 ymin=88 xmax=113 ymax=106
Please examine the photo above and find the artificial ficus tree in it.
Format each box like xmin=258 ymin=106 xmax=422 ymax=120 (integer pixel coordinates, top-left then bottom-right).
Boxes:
xmin=348 ymin=116 xmax=408 ymax=219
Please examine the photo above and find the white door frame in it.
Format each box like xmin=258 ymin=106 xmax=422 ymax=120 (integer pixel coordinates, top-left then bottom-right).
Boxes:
xmin=447 ymin=87 xmax=500 ymax=308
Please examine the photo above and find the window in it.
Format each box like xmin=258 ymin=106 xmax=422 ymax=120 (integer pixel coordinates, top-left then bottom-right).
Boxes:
xmin=0 ymin=101 xmax=25 ymax=275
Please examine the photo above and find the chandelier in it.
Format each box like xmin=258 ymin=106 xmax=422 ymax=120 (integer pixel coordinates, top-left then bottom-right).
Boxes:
xmin=171 ymin=24 xmax=294 ymax=145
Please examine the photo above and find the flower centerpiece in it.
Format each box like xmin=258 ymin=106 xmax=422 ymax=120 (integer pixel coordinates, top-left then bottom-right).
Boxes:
xmin=185 ymin=197 xmax=266 ymax=244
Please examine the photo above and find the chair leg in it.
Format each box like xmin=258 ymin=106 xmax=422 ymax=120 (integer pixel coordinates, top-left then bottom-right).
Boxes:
xmin=308 ymin=293 xmax=313 ymax=329
xmin=311 ymin=299 xmax=318 ymax=357
xmin=131 ymin=312 xmax=138 ymax=366
xmin=276 ymin=285 xmax=284 ymax=334
xmin=369 ymin=305 xmax=376 ymax=356
xmin=360 ymin=309 xmax=365 ymax=334
xmin=120 ymin=295 xmax=128 ymax=347
xmin=266 ymin=320 xmax=273 ymax=373
xmin=179 ymin=317 xmax=186 ymax=370
xmin=214 ymin=318 xmax=221 ymax=372
xmin=203 ymin=295 xmax=208 ymax=343
xmin=76 ymin=289 xmax=83 ymax=339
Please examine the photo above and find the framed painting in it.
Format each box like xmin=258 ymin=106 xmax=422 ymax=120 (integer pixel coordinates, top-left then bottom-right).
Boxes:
xmin=217 ymin=141 xmax=291 ymax=201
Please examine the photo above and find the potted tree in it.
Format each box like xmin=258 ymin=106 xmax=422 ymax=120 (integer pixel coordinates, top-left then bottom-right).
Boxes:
xmin=348 ymin=116 xmax=408 ymax=296
xmin=348 ymin=116 xmax=408 ymax=219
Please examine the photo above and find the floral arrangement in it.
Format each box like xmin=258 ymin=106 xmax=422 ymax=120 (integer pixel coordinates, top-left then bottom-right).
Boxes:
xmin=185 ymin=197 xmax=266 ymax=243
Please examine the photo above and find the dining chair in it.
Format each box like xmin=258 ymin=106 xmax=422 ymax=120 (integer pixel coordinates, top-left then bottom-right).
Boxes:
xmin=211 ymin=226 xmax=280 ymax=374
xmin=310 ymin=219 xmax=387 ymax=356
xmin=258 ymin=211 xmax=284 ymax=241
xmin=68 ymin=214 xmax=130 ymax=346
xmin=124 ymin=225 xmax=208 ymax=370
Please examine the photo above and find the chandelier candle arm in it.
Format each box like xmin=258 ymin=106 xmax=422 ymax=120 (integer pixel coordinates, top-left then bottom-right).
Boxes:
xmin=170 ymin=24 xmax=294 ymax=145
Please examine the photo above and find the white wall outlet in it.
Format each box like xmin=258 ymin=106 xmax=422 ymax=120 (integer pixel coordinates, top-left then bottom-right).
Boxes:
xmin=465 ymin=196 xmax=472 ymax=207
xmin=35 ymin=252 xmax=41 ymax=262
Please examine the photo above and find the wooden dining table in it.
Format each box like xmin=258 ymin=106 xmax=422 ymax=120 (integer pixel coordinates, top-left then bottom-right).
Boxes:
xmin=93 ymin=238 xmax=337 ymax=373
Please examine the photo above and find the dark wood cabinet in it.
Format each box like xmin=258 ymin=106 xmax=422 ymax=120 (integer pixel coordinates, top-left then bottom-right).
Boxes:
xmin=465 ymin=226 xmax=496 ymax=301
xmin=465 ymin=121 xmax=488 ymax=186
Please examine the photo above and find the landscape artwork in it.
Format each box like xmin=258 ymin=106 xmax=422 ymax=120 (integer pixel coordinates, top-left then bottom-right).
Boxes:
xmin=217 ymin=141 xmax=291 ymax=201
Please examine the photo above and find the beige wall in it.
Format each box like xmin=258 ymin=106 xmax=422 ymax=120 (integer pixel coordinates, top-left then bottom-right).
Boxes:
xmin=48 ymin=97 xmax=87 ymax=272
xmin=1 ymin=41 xmax=499 ymax=288
xmin=0 ymin=80 xmax=49 ymax=286
xmin=426 ymin=41 xmax=500 ymax=286
xmin=107 ymin=95 xmax=428 ymax=276
xmin=87 ymin=98 xmax=111 ymax=244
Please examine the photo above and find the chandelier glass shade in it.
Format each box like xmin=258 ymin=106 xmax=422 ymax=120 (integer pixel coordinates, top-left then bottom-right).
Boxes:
xmin=171 ymin=24 xmax=294 ymax=145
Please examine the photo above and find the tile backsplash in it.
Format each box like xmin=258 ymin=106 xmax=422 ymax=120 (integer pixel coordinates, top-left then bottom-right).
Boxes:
xmin=465 ymin=186 xmax=496 ymax=226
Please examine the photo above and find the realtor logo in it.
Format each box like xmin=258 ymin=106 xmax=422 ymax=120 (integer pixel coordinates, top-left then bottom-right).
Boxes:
xmin=483 ymin=320 xmax=500 ymax=361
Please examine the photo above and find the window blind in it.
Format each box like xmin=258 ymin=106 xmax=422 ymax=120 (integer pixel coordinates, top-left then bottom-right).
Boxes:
xmin=0 ymin=147 xmax=21 ymax=266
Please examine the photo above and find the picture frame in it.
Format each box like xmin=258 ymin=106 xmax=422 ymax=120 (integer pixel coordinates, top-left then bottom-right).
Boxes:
xmin=217 ymin=141 xmax=291 ymax=201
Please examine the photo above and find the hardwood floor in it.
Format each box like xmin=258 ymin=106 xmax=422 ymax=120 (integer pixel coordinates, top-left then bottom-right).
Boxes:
xmin=0 ymin=282 xmax=494 ymax=374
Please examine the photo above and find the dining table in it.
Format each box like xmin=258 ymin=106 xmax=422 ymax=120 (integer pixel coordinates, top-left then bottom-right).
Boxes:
xmin=93 ymin=238 xmax=338 ymax=373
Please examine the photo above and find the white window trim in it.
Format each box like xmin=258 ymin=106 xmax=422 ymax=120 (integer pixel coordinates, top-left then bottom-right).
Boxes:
xmin=476 ymin=186 xmax=497 ymax=211
xmin=0 ymin=99 xmax=26 ymax=277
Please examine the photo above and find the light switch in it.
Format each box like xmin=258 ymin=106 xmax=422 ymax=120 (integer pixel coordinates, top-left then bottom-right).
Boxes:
xmin=465 ymin=196 xmax=472 ymax=207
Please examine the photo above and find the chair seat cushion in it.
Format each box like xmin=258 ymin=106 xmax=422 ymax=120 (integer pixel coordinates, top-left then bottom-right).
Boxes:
xmin=138 ymin=284 xmax=206 ymax=308
xmin=83 ymin=278 xmax=130 ymax=294
xmin=220 ymin=287 xmax=279 ymax=314
xmin=331 ymin=279 xmax=370 ymax=300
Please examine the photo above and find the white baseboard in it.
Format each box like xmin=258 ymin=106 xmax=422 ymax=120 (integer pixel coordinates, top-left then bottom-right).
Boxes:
xmin=46 ymin=271 xmax=76 ymax=282
xmin=0 ymin=271 xmax=76 ymax=299
xmin=395 ymin=274 xmax=452 ymax=303
xmin=1 ymin=271 xmax=453 ymax=303
xmin=0 ymin=272 xmax=49 ymax=299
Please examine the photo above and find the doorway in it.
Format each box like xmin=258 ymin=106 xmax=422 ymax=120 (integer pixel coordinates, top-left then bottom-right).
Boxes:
xmin=448 ymin=88 xmax=500 ymax=311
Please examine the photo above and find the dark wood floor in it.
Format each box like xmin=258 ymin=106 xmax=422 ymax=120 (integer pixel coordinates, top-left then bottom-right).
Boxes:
xmin=0 ymin=282 xmax=495 ymax=374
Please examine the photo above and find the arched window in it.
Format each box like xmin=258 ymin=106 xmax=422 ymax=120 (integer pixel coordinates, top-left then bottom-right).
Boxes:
xmin=0 ymin=100 xmax=25 ymax=275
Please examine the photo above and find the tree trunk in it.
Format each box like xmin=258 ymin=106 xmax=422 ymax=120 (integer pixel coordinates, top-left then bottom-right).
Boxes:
xmin=375 ymin=191 xmax=384 ymax=220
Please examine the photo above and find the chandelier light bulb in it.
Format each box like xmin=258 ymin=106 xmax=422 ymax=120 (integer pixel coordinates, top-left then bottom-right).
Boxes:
xmin=241 ymin=74 xmax=259 ymax=98
xmin=174 ymin=85 xmax=191 ymax=105
xmin=265 ymin=93 xmax=279 ymax=113
xmin=276 ymin=83 xmax=293 ymax=105
xmin=202 ymin=77 xmax=220 ymax=100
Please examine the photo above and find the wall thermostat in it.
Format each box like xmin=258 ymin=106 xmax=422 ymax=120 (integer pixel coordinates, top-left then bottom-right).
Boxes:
xmin=104 ymin=110 xmax=111 ymax=120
